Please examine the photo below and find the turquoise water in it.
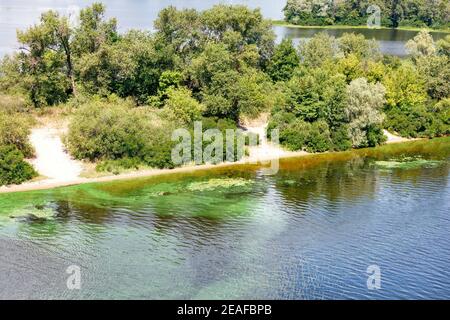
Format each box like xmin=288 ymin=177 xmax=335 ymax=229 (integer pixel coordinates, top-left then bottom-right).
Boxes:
xmin=1 ymin=138 xmax=449 ymax=299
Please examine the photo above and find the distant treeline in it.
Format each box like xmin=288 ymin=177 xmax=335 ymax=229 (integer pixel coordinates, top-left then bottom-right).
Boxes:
xmin=283 ymin=0 xmax=450 ymax=28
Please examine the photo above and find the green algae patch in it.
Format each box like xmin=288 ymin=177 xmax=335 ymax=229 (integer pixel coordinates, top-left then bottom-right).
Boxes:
xmin=9 ymin=204 xmax=56 ymax=222
xmin=373 ymin=158 xmax=444 ymax=170
xmin=186 ymin=178 xmax=253 ymax=192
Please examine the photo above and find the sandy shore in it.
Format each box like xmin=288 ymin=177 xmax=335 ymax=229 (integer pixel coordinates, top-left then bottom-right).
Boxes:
xmin=0 ymin=126 xmax=414 ymax=194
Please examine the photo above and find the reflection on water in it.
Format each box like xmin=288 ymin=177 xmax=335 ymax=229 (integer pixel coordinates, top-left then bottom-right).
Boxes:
xmin=0 ymin=138 xmax=449 ymax=299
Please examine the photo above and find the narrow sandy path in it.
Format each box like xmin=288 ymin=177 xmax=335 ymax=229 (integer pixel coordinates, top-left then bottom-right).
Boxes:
xmin=28 ymin=126 xmax=83 ymax=183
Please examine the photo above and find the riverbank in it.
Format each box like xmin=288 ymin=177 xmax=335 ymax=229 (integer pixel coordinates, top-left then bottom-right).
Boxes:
xmin=271 ymin=20 xmax=450 ymax=33
xmin=0 ymin=128 xmax=421 ymax=194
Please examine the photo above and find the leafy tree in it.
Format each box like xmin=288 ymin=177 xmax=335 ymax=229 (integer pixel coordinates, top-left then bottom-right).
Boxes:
xmin=282 ymin=67 xmax=346 ymax=122
xmin=405 ymin=30 xmax=436 ymax=58
xmin=267 ymin=38 xmax=300 ymax=82
xmin=200 ymin=5 xmax=275 ymax=67
xmin=382 ymin=62 xmax=444 ymax=138
xmin=72 ymin=2 xmax=118 ymax=56
xmin=383 ymin=62 xmax=427 ymax=111
xmin=437 ymin=35 xmax=450 ymax=57
xmin=416 ymin=55 xmax=450 ymax=100
xmin=155 ymin=5 xmax=275 ymax=68
xmin=345 ymin=78 xmax=386 ymax=148
xmin=298 ymin=32 xmax=340 ymax=67
xmin=163 ymin=87 xmax=205 ymax=124
xmin=336 ymin=53 xmax=364 ymax=83
xmin=77 ymin=31 xmax=174 ymax=104
xmin=338 ymin=33 xmax=381 ymax=60
xmin=15 ymin=12 xmax=71 ymax=106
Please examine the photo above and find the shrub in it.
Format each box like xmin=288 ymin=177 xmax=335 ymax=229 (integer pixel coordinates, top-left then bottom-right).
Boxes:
xmin=273 ymin=117 xmax=332 ymax=153
xmin=0 ymin=111 xmax=34 ymax=158
xmin=0 ymin=145 xmax=37 ymax=186
xmin=162 ymin=87 xmax=205 ymax=124
xmin=67 ymin=100 xmax=176 ymax=169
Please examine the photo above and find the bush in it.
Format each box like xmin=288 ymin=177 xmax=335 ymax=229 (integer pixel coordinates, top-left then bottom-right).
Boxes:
xmin=0 ymin=111 xmax=34 ymax=158
xmin=0 ymin=145 xmax=37 ymax=186
xmin=271 ymin=116 xmax=332 ymax=153
xmin=67 ymin=100 xmax=176 ymax=169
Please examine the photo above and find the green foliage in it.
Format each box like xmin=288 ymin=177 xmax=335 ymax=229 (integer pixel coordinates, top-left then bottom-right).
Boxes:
xmin=0 ymin=111 xmax=34 ymax=158
xmin=267 ymin=38 xmax=300 ymax=82
xmin=66 ymin=99 xmax=176 ymax=168
xmin=383 ymin=62 xmax=427 ymax=111
xmin=345 ymin=78 xmax=386 ymax=148
xmin=0 ymin=145 xmax=37 ymax=186
xmin=437 ymin=35 xmax=450 ymax=57
xmin=155 ymin=4 xmax=275 ymax=67
xmin=338 ymin=33 xmax=381 ymax=60
xmin=163 ymin=87 xmax=205 ymax=124
xmin=77 ymin=30 xmax=174 ymax=104
xmin=406 ymin=30 xmax=436 ymax=58
xmin=269 ymin=116 xmax=332 ymax=152
xmin=416 ymin=55 xmax=450 ymax=100
xmin=298 ymin=32 xmax=339 ymax=67
xmin=72 ymin=2 xmax=118 ymax=56
xmin=283 ymin=0 xmax=450 ymax=29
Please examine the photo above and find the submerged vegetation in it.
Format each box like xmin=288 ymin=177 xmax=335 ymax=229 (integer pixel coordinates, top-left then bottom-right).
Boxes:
xmin=0 ymin=2 xmax=449 ymax=186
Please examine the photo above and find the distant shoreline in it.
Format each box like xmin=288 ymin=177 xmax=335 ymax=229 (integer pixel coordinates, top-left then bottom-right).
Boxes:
xmin=271 ymin=20 xmax=450 ymax=33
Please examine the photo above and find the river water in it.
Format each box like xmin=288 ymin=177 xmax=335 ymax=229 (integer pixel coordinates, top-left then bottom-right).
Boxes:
xmin=0 ymin=0 xmax=448 ymax=57
xmin=1 ymin=138 xmax=449 ymax=299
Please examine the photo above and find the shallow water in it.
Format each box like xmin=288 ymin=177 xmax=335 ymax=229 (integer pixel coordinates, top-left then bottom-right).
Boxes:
xmin=0 ymin=0 xmax=448 ymax=57
xmin=1 ymin=138 xmax=449 ymax=299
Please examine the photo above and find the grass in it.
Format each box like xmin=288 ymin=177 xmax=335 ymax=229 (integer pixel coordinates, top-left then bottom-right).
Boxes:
xmin=271 ymin=20 xmax=450 ymax=33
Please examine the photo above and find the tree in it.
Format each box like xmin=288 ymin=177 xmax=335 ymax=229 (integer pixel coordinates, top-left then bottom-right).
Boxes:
xmin=267 ymin=38 xmax=300 ymax=82
xmin=383 ymin=62 xmax=434 ymax=138
xmin=200 ymin=5 xmax=275 ymax=67
xmin=16 ymin=11 xmax=71 ymax=106
xmin=72 ymin=2 xmax=118 ymax=56
xmin=405 ymin=30 xmax=436 ymax=58
xmin=298 ymin=32 xmax=340 ymax=67
xmin=437 ymin=35 xmax=450 ymax=57
xmin=77 ymin=31 xmax=174 ymax=104
xmin=383 ymin=62 xmax=427 ymax=111
xmin=416 ymin=55 xmax=450 ymax=100
xmin=155 ymin=5 xmax=275 ymax=68
xmin=233 ymin=69 xmax=274 ymax=118
xmin=0 ymin=111 xmax=34 ymax=157
xmin=338 ymin=33 xmax=381 ymax=60
xmin=163 ymin=87 xmax=205 ymax=124
xmin=345 ymin=78 xmax=386 ymax=148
